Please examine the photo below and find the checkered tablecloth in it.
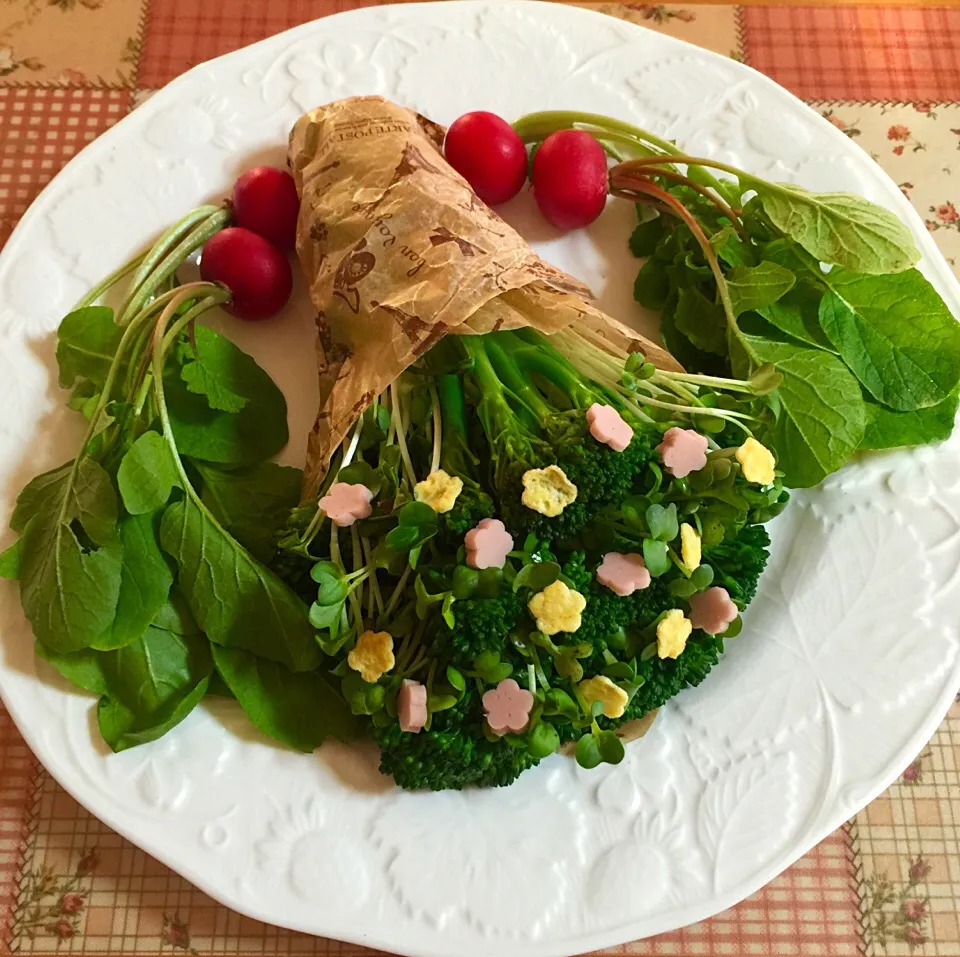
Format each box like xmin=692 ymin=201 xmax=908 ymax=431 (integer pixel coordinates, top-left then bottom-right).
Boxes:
xmin=1 ymin=3 xmax=959 ymax=956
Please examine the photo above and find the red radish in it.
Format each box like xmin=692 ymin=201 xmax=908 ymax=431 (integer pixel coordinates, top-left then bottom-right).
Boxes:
xmin=532 ymin=130 xmax=608 ymax=230
xmin=200 ymin=227 xmax=292 ymax=321
xmin=232 ymin=166 xmax=300 ymax=251
xmin=444 ymin=111 xmax=527 ymax=206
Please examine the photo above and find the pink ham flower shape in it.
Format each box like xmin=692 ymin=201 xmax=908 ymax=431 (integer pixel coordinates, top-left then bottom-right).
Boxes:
xmin=482 ymin=678 xmax=534 ymax=736
xmin=318 ymin=482 xmax=373 ymax=527
xmin=688 ymin=586 xmax=739 ymax=635
xmin=398 ymin=679 xmax=428 ymax=733
xmin=586 ymin=403 xmax=634 ymax=452
xmin=464 ymin=518 xmax=514 ymax=569
xmin=596 ymin=552 xmax=651 ymax=597
xmin=656 ymin=427 xmax=709 ymax=478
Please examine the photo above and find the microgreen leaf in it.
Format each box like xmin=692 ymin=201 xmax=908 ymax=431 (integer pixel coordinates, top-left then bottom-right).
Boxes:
xmin=645 ymin=503 xmax=679 ymax=542
xmin=596 ymin=728 xmax=626 ymax=764
xmin=337 ymin=461 xmax=382 ymax=495
xmin=512 ymin=560 xmax=561 ymax=593
xmin=543 ymin=688 xmax=579 ymax=720
xmin=642 ymin=538 xmax=671 ymax=577
xmin=528 ymin=721 xmax=560 ymax=759
xmin=575 ymin=733 xmax=602 ymax=770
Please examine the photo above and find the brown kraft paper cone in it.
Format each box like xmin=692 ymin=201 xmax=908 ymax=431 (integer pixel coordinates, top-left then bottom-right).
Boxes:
xmin=288 ymin=95 xmax=680 ymax=500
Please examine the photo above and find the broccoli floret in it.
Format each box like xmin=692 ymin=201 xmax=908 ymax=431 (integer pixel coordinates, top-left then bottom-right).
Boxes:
xmin=544 ymin=410 xmax=653 ymax=507
xmin=433 ymin=592 xmax=523 ymax=668
xmin=616 ymin=634 xmax=723 ymax=723
xmin=705 ymin=523 xmax=770 ymax=605
xmin=562 ymin=551 xmax=674 ymax=666
xmin=373 ymin=688 xmax=538 ymax=790
xmin=458 ymin=331 xmax=651 ymax=541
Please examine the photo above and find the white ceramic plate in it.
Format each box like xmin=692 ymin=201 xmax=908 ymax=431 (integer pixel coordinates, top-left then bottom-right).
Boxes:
xmin=1 ymin=3 xmax=959 ymax=955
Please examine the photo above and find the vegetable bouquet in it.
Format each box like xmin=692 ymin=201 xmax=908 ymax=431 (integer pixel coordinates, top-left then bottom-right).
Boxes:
xmin=3 ymin=96 xmax=956 ymax=792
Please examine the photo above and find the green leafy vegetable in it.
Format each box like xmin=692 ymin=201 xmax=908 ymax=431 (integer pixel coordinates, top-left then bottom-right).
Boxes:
xmin=741 ymin=333 xmax=865 ymax=487
xmin=0 ymin=541 xmax=20 ymax=580
xmin=117 ymin=431 xmax=181 ymax=515
xmin=755 ymin=287 xmax=832 ymax=350
xmin=166 ymin=326 xmax=288 ymax=466
xmin=862 ymin=387 xmax=960 ymax=450
xmin=817 ymin=269 xmax=960 ymax=411
xmin=56 ymin=306 xmax=123 ymax=392
xmin=211 ymin=645 xmax=360 ymax=752
xmin=726 ymin=262 xmax=796 ymax=316
xmin=160 ymin=497 xmax=319 ymax=672
xmin=92 ymin=512 xmax=172 ymax=651
xmin=177 ymin=335 xmax=249 ymax=413
xmin=10 ymin=464 xmax=72 ymax=533
xmin=19 ymin=459 xmax=122 ymax=652
xmin=750 ymin=184 xmax=920 ymax=275
xmin=195 ymin=461 xmax=301 ymax=562
xmin=38 ymin=626 xmax=212 ymax=752
xmin=674 ymin=286 xmax=726 ymax=355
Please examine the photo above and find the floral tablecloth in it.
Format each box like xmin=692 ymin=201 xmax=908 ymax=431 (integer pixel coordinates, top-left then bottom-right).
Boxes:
xmin=1 ymin=3 xmax=959 ymax=956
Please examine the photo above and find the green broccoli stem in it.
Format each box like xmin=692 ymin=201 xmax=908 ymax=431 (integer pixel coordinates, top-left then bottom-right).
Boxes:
xmin=492 ymin=331 xmax=606 ymax=411
xmin=484 ymin=337 xmax=552 ymax=419
xmin=437 ymin=374 xmax=478 ymax=476
xmin=461 ymin=334 xmax=533 ymax=439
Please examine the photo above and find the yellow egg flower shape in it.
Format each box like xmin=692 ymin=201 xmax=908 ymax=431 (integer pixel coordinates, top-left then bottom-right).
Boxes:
xmin=347 ymin=630 xmax=395 ymax=683
xmin=579 ymin=675 xmax=629 ymax=719
xmin=680 ymin=523 xmax=701 ymax=572
xmin=528 ymin=580 xmax=587 ymax=636
xmin=657 ymin=609 xmax=692 ymax=660
xmin=735 ymin=437 xmax=776 ymax=486
xmin=521 ymin=465 xmax=578 ymax=517
xmin=414 ymin=469 xmax=463 ymax=514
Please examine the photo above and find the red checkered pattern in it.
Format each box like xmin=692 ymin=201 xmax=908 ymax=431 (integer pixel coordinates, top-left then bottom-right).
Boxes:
xmin=595 ymin=831 xmax=860 ymax=956
xmin=742 ymin=5 xmax=960 ymax=102
xmin=0 ymin=704 xmax=37 ymax=950
xmin=0 ymin=88 xmax=132 ymax=232
xmin=138 ymin=0 xmax=385 ymax=88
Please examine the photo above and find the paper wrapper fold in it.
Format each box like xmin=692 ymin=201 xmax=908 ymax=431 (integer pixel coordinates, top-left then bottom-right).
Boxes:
xmin=289 ymin=96 xmax=679 ymax=499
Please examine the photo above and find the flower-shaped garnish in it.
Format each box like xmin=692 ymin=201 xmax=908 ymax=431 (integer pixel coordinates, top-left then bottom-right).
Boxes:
xmin=579 ymin=675 xmax=629 ymax=719
xmin=596 ymin=552 xmax=650 ymax=597
xmin=482 ymin=678 xmax=534 ymax=735
xmin=656 ymin=427 xmax=709 ymax=478
xmin=735 ymin=437 xmax=776 ymax=485
xmin=656 ymin=609 xmax=692 ymax=659
xmin=680 ymin=523 xmax=701 ymax=571
xmin=347 ymin=630 xmax=395 ymax=683
xmin=398 ymin=679 xmax=428 ymax=733
xmin=464 ymin=518 xmax=514 ymax=570
xmin=319 ymin=482 xmax=373 ymax=527
xmin=521 ymin=465 xmax=577 ymax=517
xmin=414 ymin=469 xmax=463 ymax=513
xmin=528 ymin=580 xmax=587 ymax=636
xmin=586 ymin=403 xmax=634 ymax=452
xmin=688 ymin=586 xmax=738 ymax=635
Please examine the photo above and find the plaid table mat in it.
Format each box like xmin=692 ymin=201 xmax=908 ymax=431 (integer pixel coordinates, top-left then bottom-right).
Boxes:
xmin=1 ymin=3 xmax=959 ymax=955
